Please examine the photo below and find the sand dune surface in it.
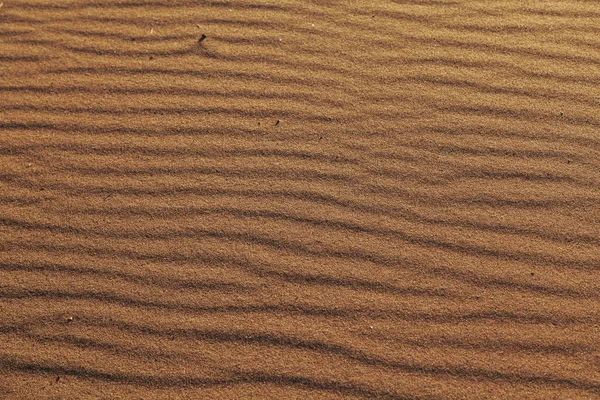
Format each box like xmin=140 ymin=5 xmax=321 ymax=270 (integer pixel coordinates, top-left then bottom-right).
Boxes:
xmin=1 ymin=1 xmax=600 ymax=399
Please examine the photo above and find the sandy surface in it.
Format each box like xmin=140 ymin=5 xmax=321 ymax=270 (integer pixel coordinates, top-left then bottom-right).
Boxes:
xmin=1 ymin=1 xmax=600 ymax=399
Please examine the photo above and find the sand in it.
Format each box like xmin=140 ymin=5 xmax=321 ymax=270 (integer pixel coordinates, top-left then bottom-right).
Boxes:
xmin=1 ymin=0 xmax=599 ymax=399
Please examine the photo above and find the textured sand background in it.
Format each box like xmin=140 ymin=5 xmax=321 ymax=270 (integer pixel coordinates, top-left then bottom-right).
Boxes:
xmin=1 ymin=1 xmax=600 ymax=399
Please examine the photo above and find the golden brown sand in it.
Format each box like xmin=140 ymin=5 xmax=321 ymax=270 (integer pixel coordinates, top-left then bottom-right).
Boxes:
xmin=1 ymin=1 xmax=599 ymax=398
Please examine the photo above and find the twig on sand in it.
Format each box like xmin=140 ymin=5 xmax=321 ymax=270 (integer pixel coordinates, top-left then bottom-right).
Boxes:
xmin=198 ymin=34 xmax=207 ymax=44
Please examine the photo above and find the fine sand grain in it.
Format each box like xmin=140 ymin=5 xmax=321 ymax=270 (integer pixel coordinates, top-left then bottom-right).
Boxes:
xmin=1 ymin=1 xmax=599 ymax=399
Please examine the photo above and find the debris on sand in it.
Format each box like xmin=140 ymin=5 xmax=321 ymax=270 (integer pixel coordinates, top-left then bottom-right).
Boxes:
xmin=198 ymin=34 xmax=207 ymax=44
